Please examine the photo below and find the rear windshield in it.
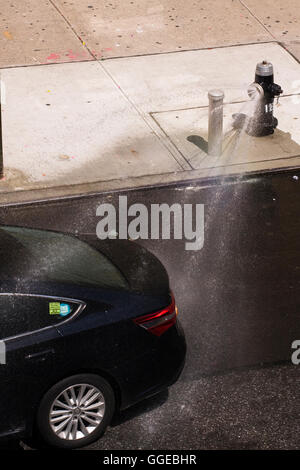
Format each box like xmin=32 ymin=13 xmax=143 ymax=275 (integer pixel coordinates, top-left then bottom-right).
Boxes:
xmin=0 ymin=226 xmax=128 ymax=290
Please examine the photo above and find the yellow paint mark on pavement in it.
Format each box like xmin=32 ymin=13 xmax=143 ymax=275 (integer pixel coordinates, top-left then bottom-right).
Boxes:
xmin=3 ymin=31 xmax=13 ymax=40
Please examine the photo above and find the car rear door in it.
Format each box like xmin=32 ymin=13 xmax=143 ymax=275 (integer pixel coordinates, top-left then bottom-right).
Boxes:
xmin=0 ymin=294 xmax=80 ymax=437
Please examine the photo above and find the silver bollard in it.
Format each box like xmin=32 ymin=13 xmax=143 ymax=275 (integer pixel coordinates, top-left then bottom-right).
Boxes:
xmin=208 ymin=89 xmax=224 ymax=157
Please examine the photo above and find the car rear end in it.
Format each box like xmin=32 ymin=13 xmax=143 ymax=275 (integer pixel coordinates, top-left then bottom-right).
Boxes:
xmin=123 ymin=290 xmax=186 ymax=409
xmin=81 ymin=237 xmax=186 ymax=409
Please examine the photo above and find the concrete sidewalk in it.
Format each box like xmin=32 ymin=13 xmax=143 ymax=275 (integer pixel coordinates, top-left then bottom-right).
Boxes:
xmin=0 ymin=1 xmax=300 ymax=203
xmin=1 ymin=1 xmax=300 ymax=66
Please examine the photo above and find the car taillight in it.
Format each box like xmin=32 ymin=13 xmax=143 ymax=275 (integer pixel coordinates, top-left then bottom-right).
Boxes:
xmin=133 ymin=292 xmax=177 ymax=337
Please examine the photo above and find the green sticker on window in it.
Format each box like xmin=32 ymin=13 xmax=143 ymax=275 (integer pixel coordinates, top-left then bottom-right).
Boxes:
xmin=49 ymin=302 xmax=72 ymax=317
xmin=49 ymin=302 xmax=61 ymax=315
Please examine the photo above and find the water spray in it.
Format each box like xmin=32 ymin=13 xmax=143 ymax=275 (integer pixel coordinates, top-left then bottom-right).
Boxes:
xmin=233 ymin=60 xmax=283 ymax=137
xmin=0 ymin=80 xmax=3 ymax=178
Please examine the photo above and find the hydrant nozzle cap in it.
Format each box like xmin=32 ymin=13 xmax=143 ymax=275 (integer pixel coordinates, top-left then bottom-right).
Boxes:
xmin=247 ymin=83 xmax=264 ymax=99
xmin=256 ymin=60 xmax=273 ymax=77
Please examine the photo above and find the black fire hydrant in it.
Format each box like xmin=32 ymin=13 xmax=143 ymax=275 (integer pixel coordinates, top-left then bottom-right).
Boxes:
xmin=233 ymin=60 xmax=283 ymax=137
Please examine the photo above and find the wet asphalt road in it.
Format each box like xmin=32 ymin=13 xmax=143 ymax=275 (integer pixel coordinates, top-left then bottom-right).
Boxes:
xmin=85 ymin=363 xmax=299 ymax=450
xmin=0 ymin=169 xmax=299 ymax=450
xmin=1 ymin=363 xmax=298 ymax=450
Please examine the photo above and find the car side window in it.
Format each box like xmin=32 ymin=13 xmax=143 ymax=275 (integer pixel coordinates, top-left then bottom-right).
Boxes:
xmin=0 ymin=294 xmax=81 ymax=339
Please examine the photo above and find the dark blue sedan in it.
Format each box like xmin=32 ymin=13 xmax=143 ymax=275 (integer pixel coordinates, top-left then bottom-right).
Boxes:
xmin=0 ymin=225 xmax=186 ymax=449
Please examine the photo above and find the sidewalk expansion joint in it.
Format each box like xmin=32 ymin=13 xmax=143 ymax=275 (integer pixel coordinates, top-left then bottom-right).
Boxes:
xmin=239 ymin=0 xmax=276 ymax=41
xmin=48 ymin=0 xmax=95 ymax=61
xmin=96 ymin=60 xmax=193 ymax=171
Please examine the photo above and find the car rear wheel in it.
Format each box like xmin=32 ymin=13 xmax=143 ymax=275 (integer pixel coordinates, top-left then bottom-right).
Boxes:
xmin=36 ymin=374 xmax=115 ymax=449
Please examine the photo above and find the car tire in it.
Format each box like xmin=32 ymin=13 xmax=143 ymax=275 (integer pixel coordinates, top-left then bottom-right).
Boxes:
xmin=36 ymin=374 xmax=115 ymax=449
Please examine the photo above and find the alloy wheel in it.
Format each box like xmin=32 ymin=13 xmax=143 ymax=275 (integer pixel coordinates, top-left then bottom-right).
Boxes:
xmin=49 ymin=383 xmax=105 ymax=440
